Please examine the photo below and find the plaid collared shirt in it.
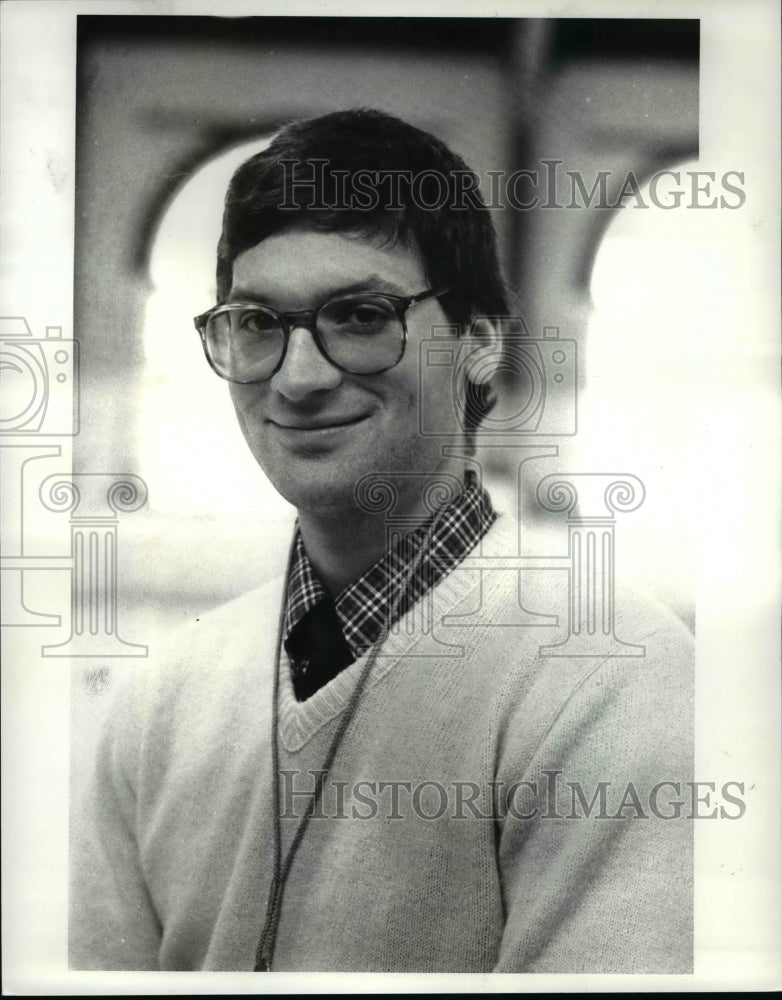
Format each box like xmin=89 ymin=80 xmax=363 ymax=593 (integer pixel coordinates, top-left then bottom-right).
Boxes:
xmin=283 ymin=470 xmax=497 ymax=671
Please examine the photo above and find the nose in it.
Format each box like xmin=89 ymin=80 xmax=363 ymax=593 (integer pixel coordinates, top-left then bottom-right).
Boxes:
xmin=270 ymin=325 xmax=342 ymax=401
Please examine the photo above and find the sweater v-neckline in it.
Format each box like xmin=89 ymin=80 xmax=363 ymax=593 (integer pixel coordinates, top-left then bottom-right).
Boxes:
xmin=274 ymin=520 xmax=504 ymax=753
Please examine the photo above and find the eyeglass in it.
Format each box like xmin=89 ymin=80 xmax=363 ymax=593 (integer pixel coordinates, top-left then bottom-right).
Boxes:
xmin=193 ymin=287 xmax=448 ymax=384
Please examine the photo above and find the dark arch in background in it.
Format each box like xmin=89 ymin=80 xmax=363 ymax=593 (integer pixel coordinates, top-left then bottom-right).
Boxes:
xmin=74 ymin=14 xmax=698 ymax=478
xmin=576 ymin=147 xmax=700 ymax=292
xmin=77 ymin=15 xmax=516 ymax=278
xmin=76 ymin=15 xmax=699 ymax=284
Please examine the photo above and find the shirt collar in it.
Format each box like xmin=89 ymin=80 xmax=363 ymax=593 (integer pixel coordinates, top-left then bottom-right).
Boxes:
xmin=284 ymin=470 xmax=496 ymax=658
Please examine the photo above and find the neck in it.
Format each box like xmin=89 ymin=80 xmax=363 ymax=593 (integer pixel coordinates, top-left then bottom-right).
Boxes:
xmin=297 ymin=464 xmax=465 ymax=595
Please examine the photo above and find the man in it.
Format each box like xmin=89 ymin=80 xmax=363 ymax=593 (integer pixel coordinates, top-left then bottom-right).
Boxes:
xmin=70 ymin=109 xmax=693 ymax=973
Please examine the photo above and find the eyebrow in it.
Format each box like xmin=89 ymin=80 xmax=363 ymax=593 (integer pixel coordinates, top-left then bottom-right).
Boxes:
xmin=227 ymin=274 xmax=410 ymax=305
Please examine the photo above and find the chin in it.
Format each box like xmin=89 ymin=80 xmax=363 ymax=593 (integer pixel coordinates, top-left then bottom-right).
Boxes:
xmin=260 ymin=444 xmax=380 ymax=513
xmin=272 ymin=476 xmax=362 ymax=517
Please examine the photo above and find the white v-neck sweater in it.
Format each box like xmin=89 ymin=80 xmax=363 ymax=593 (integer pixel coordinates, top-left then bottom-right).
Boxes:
xmin=70 ymin=513 xmax=694 ymax=973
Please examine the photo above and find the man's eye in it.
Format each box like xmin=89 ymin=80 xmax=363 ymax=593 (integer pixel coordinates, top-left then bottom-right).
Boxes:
xmin=327 ymin=300 xmax=394 ymax=332
xmin=239 ymin=310 xmax=279 ymax=335
xmin=352 ymin=305 xmax=386 ymax=324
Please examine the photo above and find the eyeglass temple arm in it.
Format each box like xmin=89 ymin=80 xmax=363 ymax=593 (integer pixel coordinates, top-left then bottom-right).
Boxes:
xmin=409 ymin=288 xmax=449 ymax=306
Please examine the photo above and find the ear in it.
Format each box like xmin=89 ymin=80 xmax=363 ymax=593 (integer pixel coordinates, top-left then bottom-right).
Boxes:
xmin=460 ymin=316 xmax=503 ymax=385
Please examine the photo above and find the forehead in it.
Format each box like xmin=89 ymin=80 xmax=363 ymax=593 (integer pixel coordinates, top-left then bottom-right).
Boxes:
xmin=229 ymin=227 xmax=427 ymax=306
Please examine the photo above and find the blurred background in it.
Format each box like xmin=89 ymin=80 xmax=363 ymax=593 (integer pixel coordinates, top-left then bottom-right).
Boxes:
xmin=74 ymin=15 xmax=702 ymax=648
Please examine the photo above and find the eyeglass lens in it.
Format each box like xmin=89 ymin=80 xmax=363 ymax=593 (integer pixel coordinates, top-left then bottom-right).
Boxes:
xmin=204 ymin=295 xmax=405 ymax=381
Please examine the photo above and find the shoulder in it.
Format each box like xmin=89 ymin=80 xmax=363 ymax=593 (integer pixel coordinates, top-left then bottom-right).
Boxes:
xmin=468 ymin=507 xmax=692 ymax=653
xmin=471 ymin=509 xmax=693 ymax=767
xmin=155 ymin=568 xmax=287 ymax=693
xmin=159 ymin=571 xmax=287 ymax=663
xmin=104 ymin=555 xmax=289 ymax=752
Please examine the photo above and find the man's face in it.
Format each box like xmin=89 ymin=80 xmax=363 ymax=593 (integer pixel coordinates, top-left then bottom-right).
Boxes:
xmin=227 ymin=227 xmax=463 ymax=516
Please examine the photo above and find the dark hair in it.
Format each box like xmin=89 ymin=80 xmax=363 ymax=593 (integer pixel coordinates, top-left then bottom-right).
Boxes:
xmin=217 ymin=108 xmax=509 ymax=446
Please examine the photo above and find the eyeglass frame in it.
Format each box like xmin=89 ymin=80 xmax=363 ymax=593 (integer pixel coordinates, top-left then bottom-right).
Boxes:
xmin=193 ymin=287 xmax=449 ymax=384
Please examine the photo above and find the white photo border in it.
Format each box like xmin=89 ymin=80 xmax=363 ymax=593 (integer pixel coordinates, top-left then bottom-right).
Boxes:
xmin=1 ymin=0 xmax=780 ymax=993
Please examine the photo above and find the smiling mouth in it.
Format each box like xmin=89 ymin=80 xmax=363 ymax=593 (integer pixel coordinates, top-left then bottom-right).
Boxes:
xmin=271 ymin=414 xmax=369 ymax=432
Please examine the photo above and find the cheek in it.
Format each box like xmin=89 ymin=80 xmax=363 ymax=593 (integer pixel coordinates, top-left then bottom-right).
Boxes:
xmin=381 ymin=360 xmax=462 ymax=448
xmin=421 ymin=365 xmax=461 ymax=431
xmin=229 ymin=389 xmax=267 ymax=448
xmin=230 ymin=385 xmax=263 ymax=415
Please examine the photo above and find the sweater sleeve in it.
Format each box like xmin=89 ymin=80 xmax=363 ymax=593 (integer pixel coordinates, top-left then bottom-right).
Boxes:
xmin=69 ymin=667 xmax=162 ymax=970
xmin=493 ymin=623 xmax=694 ymax=973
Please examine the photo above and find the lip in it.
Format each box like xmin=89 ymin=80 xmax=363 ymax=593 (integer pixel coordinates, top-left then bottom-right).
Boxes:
xmin=269 ymin=414 xmax=370 ymax=432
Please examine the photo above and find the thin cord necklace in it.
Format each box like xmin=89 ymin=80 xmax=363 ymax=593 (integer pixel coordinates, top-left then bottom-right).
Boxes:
xmin=254 ymin=491 xmax=457 ymax=972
